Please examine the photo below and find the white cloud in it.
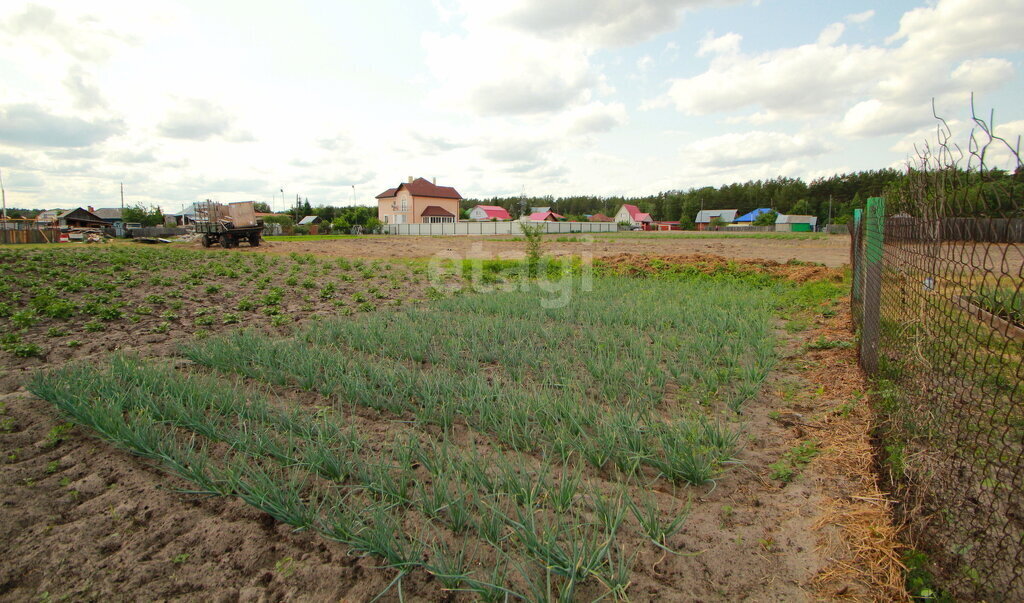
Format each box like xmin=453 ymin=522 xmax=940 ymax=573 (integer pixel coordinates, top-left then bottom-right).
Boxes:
xmin=564 ymin=102 xmax=628 ymax=136
xmin=651 ymin=0 xmax=1024 ymax=145
xmin=0 ymin=103 xmax=123 ymax=147
xmin=684 ymin=130 xmax=832 ymax=168
xmin=636 ymin=55 xmax=653 ymax=71
xmin=458 ymin=0 xmax=742 ymax=46
xmin=697 ymin=31 xmax=741 ymax=57
xmin=839 ymin=99 xmax=935 ymax=138
xmin=816 ymin=22 xmax=844 ymax=46
xmin=422 ymin=30 xmax=597 ymax=116
xmin=157 ymin=99 xmax=252 ymax=142
xmin=845 ymin=10 xmax=875 ymax=24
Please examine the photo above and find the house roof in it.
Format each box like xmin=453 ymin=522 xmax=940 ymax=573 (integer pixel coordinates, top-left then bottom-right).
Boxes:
xmin=695 ymin=209 xmax=738 ymax=223
xmin=775 ymin=214 xmax=818 ymax=224
xmin=420 ymin=205 xmax=456 ymax=217
xmin=93 ymin=208 xmax=123 ymax=220
xmin=734 ymin=208 xmax=772 ymax=222
xmin=57 ymin=207 xmax=107 ymax=224
xmin=375 ymin=187 xmax=398 ymax=199
xmin=297 ymin=215 xmax=320 ymax=225
xmin=588 ymin=213 xmax=613 ymax=222
xmin=473 ymin=205 xmax=510 ymax=219
xmin=528 ymin=211 xmax=564 ymax=221
xmin=530 ymin=206 xmax=551 ymax=214
xmin=619 ymin=204 xmax=653 ymax=222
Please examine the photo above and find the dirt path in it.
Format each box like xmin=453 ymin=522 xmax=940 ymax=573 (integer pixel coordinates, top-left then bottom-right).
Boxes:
xmin=244 ymin=234 xmax=852 ymax=267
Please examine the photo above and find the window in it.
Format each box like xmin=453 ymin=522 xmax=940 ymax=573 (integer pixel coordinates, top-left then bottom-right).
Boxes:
xmin=400 ymin=198 xmax=409 ymax=212
xmin=425 ymin=216 xmax=454 ymax=224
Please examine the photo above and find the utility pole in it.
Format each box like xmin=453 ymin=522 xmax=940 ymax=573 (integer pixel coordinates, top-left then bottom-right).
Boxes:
xmin=120 ymin=182 xmax=125 ymax=212
xmin=828 ymin=194 xmax=833 ymax=226
xmin=280 ymin=187 xmax=284 ymax=213
xmin=0 ymin=168 xmax=7 ymax=221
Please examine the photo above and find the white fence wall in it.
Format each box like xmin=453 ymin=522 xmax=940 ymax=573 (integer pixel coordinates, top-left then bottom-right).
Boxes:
xmin=384 ymin=221 xmax=618 ymax=236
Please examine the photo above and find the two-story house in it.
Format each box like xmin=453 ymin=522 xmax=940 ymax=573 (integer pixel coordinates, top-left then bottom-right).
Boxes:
xmin=376 ymin=177 xmax=462 ymax=224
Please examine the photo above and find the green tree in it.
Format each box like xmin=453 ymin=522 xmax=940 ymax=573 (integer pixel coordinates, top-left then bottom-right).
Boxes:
xmin=331 ymin=217 xmax=351 ymax=233
xmin=788 ymin=199 xmax=811 ymax=215
xmin=253 ymin=202 xmax=271 ymax=213
xmin=753 ymin=210 xmax=778 ymax=226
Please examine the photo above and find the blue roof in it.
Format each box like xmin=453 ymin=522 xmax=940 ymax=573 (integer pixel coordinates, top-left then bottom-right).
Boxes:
xmin=734 ymin=208 xmax=772 ymax=222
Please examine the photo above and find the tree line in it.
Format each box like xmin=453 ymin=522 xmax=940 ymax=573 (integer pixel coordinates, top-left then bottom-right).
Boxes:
xmin=461 ymin=169 xmax=905 ymax=226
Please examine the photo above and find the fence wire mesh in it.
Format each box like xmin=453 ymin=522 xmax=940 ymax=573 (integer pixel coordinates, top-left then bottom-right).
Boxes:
xmin=851 ymin=104 xmax=1023 ymax=599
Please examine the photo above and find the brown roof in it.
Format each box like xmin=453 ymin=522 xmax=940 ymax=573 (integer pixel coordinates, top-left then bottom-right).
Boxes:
xmin=420 ymin=205 xmax=455 ymax=217
xmin=403 ymin=177 xmax=461 ymax=199
xmin=589 ymin=213 xmax=613 ymax=222
xmin=376 ymin=177 xmax=462 ymax=201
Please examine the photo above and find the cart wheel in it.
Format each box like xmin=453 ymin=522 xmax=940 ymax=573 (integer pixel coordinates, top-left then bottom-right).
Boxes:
xmin=201 ymin=236 xmax=211 ymax=248
xmin=249 ymin=233 xmax=260 ymax=247
xmin=219 ymin=234 xmax=231 ymax=248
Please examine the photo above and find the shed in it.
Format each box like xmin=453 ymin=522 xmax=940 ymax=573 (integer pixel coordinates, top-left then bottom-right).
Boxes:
xmin=297 ymin=215 xmax=321 ymax=226
xmin=527 ymin=211 xmax=564 ymax=222
xmin=775 ymin=214 xmax=818 ymax=232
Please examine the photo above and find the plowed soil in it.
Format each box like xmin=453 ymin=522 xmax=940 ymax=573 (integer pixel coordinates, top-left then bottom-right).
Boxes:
xmin=246 ymin=233 xmax=852 ymax=267
xmin=0 ymin=251 xmax=901 ymax=601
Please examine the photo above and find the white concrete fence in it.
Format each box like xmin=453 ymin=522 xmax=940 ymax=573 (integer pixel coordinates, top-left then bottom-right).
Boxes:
xmin=384 ymin=221 xmax=618 ymax=236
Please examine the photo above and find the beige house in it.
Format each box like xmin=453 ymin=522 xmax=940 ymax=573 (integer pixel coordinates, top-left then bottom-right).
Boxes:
xmin=376 ymin=177 xmax=462 ymax=224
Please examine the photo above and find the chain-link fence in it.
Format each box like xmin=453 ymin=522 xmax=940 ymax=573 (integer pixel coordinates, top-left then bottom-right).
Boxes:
xmin=851 ymin=107 xmax=1023 ymax=599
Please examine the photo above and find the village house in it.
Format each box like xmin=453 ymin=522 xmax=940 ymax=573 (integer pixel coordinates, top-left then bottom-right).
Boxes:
xmin=93 ymin=208 xmax=124 ymax=225
xmin=614 ymin=204 xmax=653 ymax=229
xmin=733 ymin=208 xmax=772 ymax=224
xmin=57 ymin=207 xmax=108 ymax=229
xmin=694 ymin=209 xmax=738 ymax=231
xmin=468 ymin=205 xmax=511 ymax=221
xmin=376 ymin=177 xmax=462 ymax=224
xmin=588 ymin=213 xmax=614 ymax=222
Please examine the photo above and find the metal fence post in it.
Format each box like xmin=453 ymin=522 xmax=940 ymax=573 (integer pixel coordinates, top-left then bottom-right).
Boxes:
xmin=851 ymin=208 xmax=863 ymax=303
xmin=860 ymin=198 xmax=884 ymax=372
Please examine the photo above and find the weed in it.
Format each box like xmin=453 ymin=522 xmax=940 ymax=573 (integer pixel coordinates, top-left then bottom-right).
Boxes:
xmin=45 ymin=423 xmax=74 ymax=448
xmin=45 ymin=460 xmax=60 ymax=474
xmin=769 ymin=440 xmax=820 ymax=482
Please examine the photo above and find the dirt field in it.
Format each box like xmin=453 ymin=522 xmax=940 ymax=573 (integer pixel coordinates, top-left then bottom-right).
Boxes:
xmin=250 ymin=233 xmax=853 ymax=267
xmin=0 ymin=247 xmax=901 ymax=601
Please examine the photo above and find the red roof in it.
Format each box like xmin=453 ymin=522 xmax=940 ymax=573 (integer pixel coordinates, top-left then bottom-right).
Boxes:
xmin=636 ymin=212 xmax=653 ymax=222
xmin=377 ymin=178 xmax=462 ymax=199
xmin=528 ymin=211 xmax=564 ymax=221
xmin=474 ymin=205 xmax=510 ymax=220
xmin=420 ymin=205 xmax=456 ymax=217
xmin=375 ymin=188 xmax=397 ymax=199
xmin=621 ymin=204 xmax=642 ymax=219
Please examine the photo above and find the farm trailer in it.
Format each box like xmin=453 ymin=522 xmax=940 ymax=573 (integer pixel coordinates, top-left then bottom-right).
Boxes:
xmin=193 ymin=200 xmax=264 ymax=248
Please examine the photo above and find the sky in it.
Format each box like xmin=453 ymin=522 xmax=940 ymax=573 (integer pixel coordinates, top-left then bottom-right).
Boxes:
xmin=0 ymin=0 xmax=1022 ymax=213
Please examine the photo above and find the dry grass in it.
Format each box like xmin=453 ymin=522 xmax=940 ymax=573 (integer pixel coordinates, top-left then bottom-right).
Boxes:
xmin=802 ymin=312 xmax=908 ymax=601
